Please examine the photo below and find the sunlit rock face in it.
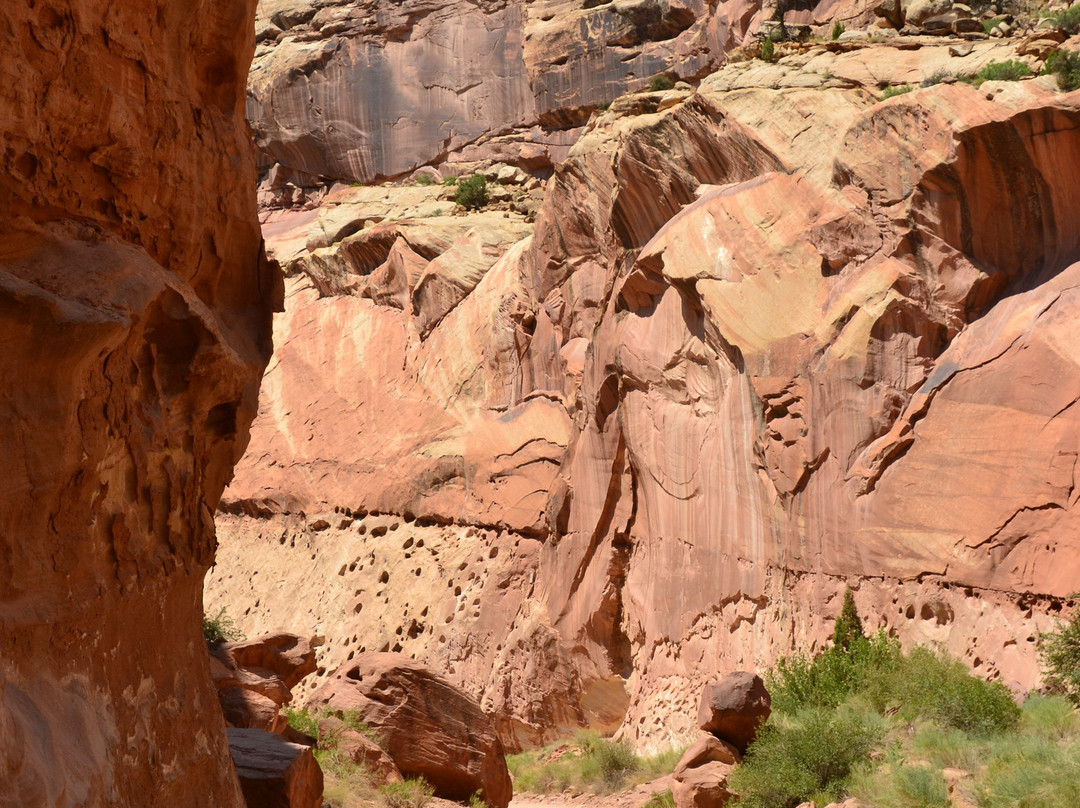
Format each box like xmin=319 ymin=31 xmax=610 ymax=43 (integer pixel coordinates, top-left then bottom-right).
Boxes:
xmin=0 ymin=0 xmax=277 ymax=804
xmin=246 ymin=0 xmax=794 ymax=183
xmin=214 ymin=35 xmax=1080 ymax=754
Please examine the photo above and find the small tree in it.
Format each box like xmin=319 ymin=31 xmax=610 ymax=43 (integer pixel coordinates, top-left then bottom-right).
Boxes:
xmin=453 ymin=174 xmax=489 ymax=210
xmin=1040 ymin=598 xmax=1080 ymax=706
xmin=832 ymin=586 xmax=864 ymax=652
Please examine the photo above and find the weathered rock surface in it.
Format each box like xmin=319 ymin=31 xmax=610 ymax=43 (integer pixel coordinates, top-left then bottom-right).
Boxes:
xmin=248 ymin=0 xmax=883 ymax=185
xmin=697 ymin=673 xmax=770 ymax=754
xmin=310 ymin=653 xmax=513 ymax=808
xmin=670 ymin=735 xmax=740 ymax=808
xmin=0 ymin=0 xmax=275 ymax=805
xmin=229 ymin=727 xmax=324 ymax=808
xmin=211 ymin=634 xmax=318 ymax=732
xmin=212 ymin=37 xmax=1080 ymax=755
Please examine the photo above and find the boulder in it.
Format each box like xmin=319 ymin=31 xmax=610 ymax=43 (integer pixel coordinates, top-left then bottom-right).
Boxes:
xmin=309 ymin=653 xmax=512 ymax=808
xmin=228 ymin=728 xmax=323 ymax=808
xmin=671 ymin=736 xmax=741 ymax=808
xmin=222 ymin=634 xmax=318 ymax=690
xmin=210 ymin=634 xmax=318 ymax=732
xmin=697 ymin=673 xmax=771 ymax=753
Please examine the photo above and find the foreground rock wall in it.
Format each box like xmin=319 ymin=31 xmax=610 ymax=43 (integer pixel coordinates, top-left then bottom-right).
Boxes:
xmin=0 ymin=1 xmax=276 ymax=804
xmin=211 ymin=42 xmax=1080 ymax=752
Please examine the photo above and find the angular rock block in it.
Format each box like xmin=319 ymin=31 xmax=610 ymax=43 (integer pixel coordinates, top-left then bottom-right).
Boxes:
xmin=228 ymin=728 xmax=323 ymax=808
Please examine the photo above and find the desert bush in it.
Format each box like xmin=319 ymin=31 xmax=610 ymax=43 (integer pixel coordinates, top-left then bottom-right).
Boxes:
xmin=453 ymin=174 xmax=489 ymax=210
xmin=861 ymin=646 xmax=1020 ymax=735
xmin=415 ymin=174 xmax=435 ymax=186
xmin=831 ymin=20 xmax=845 ymax=40
xmin=202 ymin=606 xmax=244 ymax=643
xmin=880 ymin=85 xmax=913 ymax=99
xmin=379 ymin=778 xmax=434 ymax=808
xmin=648 ymin=75 xmax=674 ymax=92
xmin=767 ymin=629 xmax=901 ymax=714
xmin=1045 ymin=48 xmax=1080 ymax=92
xmin=761 ymin=38 xmax=775 ymax=62
xmin=1048 ymin=4 xmax=1080 ymax=34
xmin=442 ymin=176 xmax=458 ymax=186
xmin=1039 ymin=601 xmax=1080 ymax=705
xmin=728 ymin=707 xmax=884 ymax=808
xmin=974 ymin=59 xmax=1032 ymax=84
xmin=594 ymin=737 xmax=639 ymax=787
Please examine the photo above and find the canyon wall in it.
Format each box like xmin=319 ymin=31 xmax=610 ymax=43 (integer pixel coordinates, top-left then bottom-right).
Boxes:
xmin=247 ymin=0 xmax=875 ymax=184
xmin=210 ymin=33 xmax=1080 ymax=752
xmin=0 ymin=0 xmax=275 ymax=804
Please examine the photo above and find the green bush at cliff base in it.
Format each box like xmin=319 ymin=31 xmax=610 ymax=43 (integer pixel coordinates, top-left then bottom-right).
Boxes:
xmin=831 ymin=20 xmax=845 ymax=40
xmin=761 ymin=38 xmax=775 ymax=62
xmin=453 ymin=174 xmax=488 ymax=210
xmin=735 ymin=590 xmax=1025 ymax=808
xmin=1039 ymin=598 xmax=1080 ymax=705
xmin=1045 ymin=49 xmax=1080 ymax=92
xmin=648 ymin=74 xmax=674 ymax=92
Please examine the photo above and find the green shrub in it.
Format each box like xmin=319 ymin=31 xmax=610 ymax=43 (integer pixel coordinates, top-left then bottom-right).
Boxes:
xmin=1048 ymin=4 xmax=1080 ymax=34
xmin=1039 ymin=603 xmax=1080 ymax=705
xmin=202 ymin=606 xmax=244 ymax=643
xmin=831 ymin=20 xmax=845 ymax=40
xmin=648 ymin=75 xmax=674 ymax=92
xmin=284 ymin=706 xmax=320 ymax=739
xmin=761 ymin=38 xmax=775 ymax=62
xmin=974 ymin=60 xmax=1033 ymax=85
xmin=981 ymin=15 xmax=1007 ymax=34
xmin=1045 ymin=49 xmax=1080 ymax=92
xmin=881 ymin=85 xmax=914 ymax=99
xmin=453 ymin=174 xmax=489 ymax=210
xmin=468 ymin=791 xmax=490 ymax=808
xmin=862 ymin=646 xmax=1020 ymax=735
xmin=729 ymin=707 xmax=883 ymax=808
xmin=379 ymin=778 xmax=434 ymax=808
xmin=593 ymin=737 xmax=639 ymax=787
xmin=768 ymin=630 xmax=901 ymax=714
xmin=415 ymin=174 xmax=435 ymax=186
xmin=442 ymin=176 xmax=458 ymax=186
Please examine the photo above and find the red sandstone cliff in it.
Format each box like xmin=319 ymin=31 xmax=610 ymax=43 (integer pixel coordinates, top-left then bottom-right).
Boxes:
xmin=0 ymin=0 xmax=276 ymax=804
xmin=210 ymin=6 xmax=1080 ymax=755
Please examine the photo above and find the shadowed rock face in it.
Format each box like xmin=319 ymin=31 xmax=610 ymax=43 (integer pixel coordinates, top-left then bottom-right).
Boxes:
xmin=212 ymin=46 xmax=1080 ymax=752
xmin=0 ymin=1 xmax=276 ymax=804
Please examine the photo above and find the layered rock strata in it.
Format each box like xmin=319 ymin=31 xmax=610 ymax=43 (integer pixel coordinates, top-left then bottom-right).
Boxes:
xmin=0 ymin=0 xmax=276 ymax=804
xmin=248 ymin=0 xmax=882 ymax=186
xmin=211 ymin=40 xmax=1080 ymax=753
